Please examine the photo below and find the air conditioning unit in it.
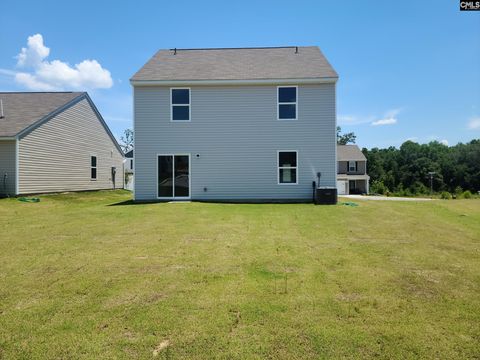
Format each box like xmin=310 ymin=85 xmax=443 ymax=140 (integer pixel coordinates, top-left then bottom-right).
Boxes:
xmin=315 ymin=187 xmax=337 ymax=205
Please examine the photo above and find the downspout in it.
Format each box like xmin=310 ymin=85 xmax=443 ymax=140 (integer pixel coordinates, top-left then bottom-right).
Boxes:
xmin=2 ymin=172 xmax=8 ymax=198
xmin=15 ymin=137 xmax=19 ymax=196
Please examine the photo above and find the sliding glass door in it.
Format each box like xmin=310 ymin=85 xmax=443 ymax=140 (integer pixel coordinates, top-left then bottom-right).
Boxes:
xmin=157 ymin=154 xmax=190 ymax=199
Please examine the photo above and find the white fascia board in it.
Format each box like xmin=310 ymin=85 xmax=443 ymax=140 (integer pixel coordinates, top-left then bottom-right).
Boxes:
xmin=130 ymin=77 xmax=338 ymax=87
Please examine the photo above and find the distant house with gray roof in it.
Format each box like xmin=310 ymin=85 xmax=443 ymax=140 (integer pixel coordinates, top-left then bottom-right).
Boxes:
xmin=0 ymin=92 xmax=124 ymax=196
xmin=131 ymin=46 xmax=338 ymax=201
xmin=337 ymin=144 xmax=369 ymax=194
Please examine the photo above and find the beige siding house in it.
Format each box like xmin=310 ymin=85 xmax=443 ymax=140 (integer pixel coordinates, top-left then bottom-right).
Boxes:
xmin=0 ymin=92 xmax=124 ymax=196
xmin=337 ymin=144 xmax=369 ymax=195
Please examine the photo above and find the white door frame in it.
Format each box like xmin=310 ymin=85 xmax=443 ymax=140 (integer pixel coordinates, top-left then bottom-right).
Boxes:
xmin=156 ymin=153 xmax=191 ymax=200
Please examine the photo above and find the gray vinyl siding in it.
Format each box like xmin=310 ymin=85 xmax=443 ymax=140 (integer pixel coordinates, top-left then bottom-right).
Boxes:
xmin=134 ymin=84 xmax=336 ymax=201
xmin=0 ymin=140 xmax=16 ymax=195
xmin=338 ymin=161 xmax=366 ymax=175
xmin=18 ymin=98 xmax=124 ymax=194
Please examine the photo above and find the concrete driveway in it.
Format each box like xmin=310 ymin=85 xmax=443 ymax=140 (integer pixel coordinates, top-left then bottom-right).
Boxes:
xmin=341 ymin=195 xmax=434 ymax=201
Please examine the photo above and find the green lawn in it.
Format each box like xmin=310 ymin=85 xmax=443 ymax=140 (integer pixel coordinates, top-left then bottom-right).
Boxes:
xmin=0 ymin=191 xmax=479 ymax=359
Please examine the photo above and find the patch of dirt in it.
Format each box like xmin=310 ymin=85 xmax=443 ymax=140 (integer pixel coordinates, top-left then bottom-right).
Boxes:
xmin=169 ymin=265 xmax=186 ymax=270
xmin=103 ymin=293 xmax=139 ymax=308
xmin=413 ymin=269 xmax=441 ymax=283
xmin=124 ymin=329 xmax=136 ymax=341
xmin=182 ymin=234 xmax=210 ymax=243
xmin=335 ymin=293 xmax=362 ymax=302
xmin=153 ymin=340 xmax=170 ymax=357
xmin=104 ymin=292 xmax=166 ymax=308
xmin=14 ymin=297 xmax=39 ymax=310
xmin=229 ymin=309 xmax=241 ymax=332
xmin=146 ymin=293 xmax=165 ymax=304
xmin=398 ymin=272 xmax=439 ymax=299
xmin=98 ymin=323 xmax=109 ymax=331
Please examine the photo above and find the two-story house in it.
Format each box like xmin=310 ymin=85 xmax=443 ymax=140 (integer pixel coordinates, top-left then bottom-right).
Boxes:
xmin=131 ymin=46 xmax=338 ymax=202
xmin=337 ymin=144 xmax=369 ymax=195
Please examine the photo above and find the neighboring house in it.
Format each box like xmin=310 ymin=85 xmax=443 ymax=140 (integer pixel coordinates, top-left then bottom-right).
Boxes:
xmin=124 ymin=149 xmax=134 ymax=172
xmin=337 ymin=144 xmax=369 ymax=195
xmin=124 ymin=149 xmax=134 ymax=191
xmin=131 ymin=46 xmax=338 ymax=201
xmin=0 ymin=92 xmax=124 ymax=196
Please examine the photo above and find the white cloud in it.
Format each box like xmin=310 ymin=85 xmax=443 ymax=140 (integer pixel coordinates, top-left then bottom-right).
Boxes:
xmin=16 ymin=34 xmax=50 ymax=68
xmin=385 ymin=108 xmax=401 ymax=118
xmin=372 ymin=118 xmax=397 ymax=126
xmin=440 ymin=139 xmax=449 ymax=146
xmin=338 ymin=114 xmax=375 ymax=126
xmin=467 ymin=117 xmax=480 ymax=130
xmin=371 ymin=108 xmax=401 ymax=126
xmin=15 ymin=72 xmax=56 ymax=91
xmin=13 ymin=34 xmax=112 ymax=91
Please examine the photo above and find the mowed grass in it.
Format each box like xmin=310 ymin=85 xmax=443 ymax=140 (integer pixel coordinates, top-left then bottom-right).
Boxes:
xmin=0 ymin=191 xmax=479 ymax=359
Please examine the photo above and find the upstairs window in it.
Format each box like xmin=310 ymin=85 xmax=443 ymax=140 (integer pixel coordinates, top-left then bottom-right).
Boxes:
xmin=278 ymin=151 xmax=298 ymax=184
xmin=91 ymin=156 xmax=97 ymax=180
xmin=348 ymin=161 xmax=357 ymax=172
xmin=278 ymin=86 xmax=297 ymax=120
xmin=171 ymin=88 xmax=190 ymax=121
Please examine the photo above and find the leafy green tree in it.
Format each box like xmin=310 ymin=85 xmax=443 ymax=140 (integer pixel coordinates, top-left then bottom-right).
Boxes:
xmin=362 ymin=139 xmax=480 ymax=195
xmin=120 ymin=128 xmax=134 ymax=153
xmin=336 ymin=126 xmax=356 ymax=145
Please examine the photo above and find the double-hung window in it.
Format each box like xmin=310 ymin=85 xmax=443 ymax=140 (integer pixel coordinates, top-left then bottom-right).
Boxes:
xmin=277 ymin=86 xmax=297 ymax=120
xmin=278 ymin=151 xmax=298 ymax=184
xmin=171 ymin=88 xmax=190 ymax=121
xmin=91 ymin=155 xmax=97 ymax=180
xmin=348 ymin=161 xmax=357 ymax=172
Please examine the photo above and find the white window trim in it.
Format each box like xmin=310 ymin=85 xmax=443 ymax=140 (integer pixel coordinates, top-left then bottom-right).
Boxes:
xmin=277 ymin=150 xmax=298 ymax=185
xmin=348 ymin=161 xmax=356 ymax=172
xmin=156 ymin=153 xmax=191 ymax=199
xmin=277 ymin=85 xmax=298 ymax=121
xmin=90 ymin=154 xmax=97 ymax=181
xmin=170 ymin=88 xmax=191 ymax=122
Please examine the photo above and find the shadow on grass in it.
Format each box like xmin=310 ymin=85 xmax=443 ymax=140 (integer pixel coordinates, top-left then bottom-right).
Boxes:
xmin=108 ymin=200 xmax=143 ymax=206
xmin=107 ymin=199 xmax=322 ymax=206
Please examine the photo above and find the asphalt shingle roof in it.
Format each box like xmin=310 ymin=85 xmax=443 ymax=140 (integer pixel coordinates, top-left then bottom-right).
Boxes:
xmin=0 ymin=92 xmax=84 ymax=137
xmin=131 ymin=46 xmax=338 ymax=82
xmin=337 ymin=145 xmax=367 ymax=161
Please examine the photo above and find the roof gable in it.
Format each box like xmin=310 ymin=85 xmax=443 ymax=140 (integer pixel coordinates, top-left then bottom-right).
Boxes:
xmin=0 ymin=92 xmax=83 ymax=137
xmin=131 ymin=46 xmax=338 ymax=83
xmin=0 ymin=92 xmax=124 ymax=156
xmin=337 ymin=145 xmax=367 ymax=161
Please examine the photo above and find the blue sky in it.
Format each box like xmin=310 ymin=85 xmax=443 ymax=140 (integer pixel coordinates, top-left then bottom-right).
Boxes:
xmin=0 ymin=0 xmax=479 ymax=148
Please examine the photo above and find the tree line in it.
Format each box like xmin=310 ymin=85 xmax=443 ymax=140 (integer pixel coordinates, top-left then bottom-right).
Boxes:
xmin=362 ymin=140 xmax=480 ymax=196
xmin=336 ymin=126 xmax=479 ymax=196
